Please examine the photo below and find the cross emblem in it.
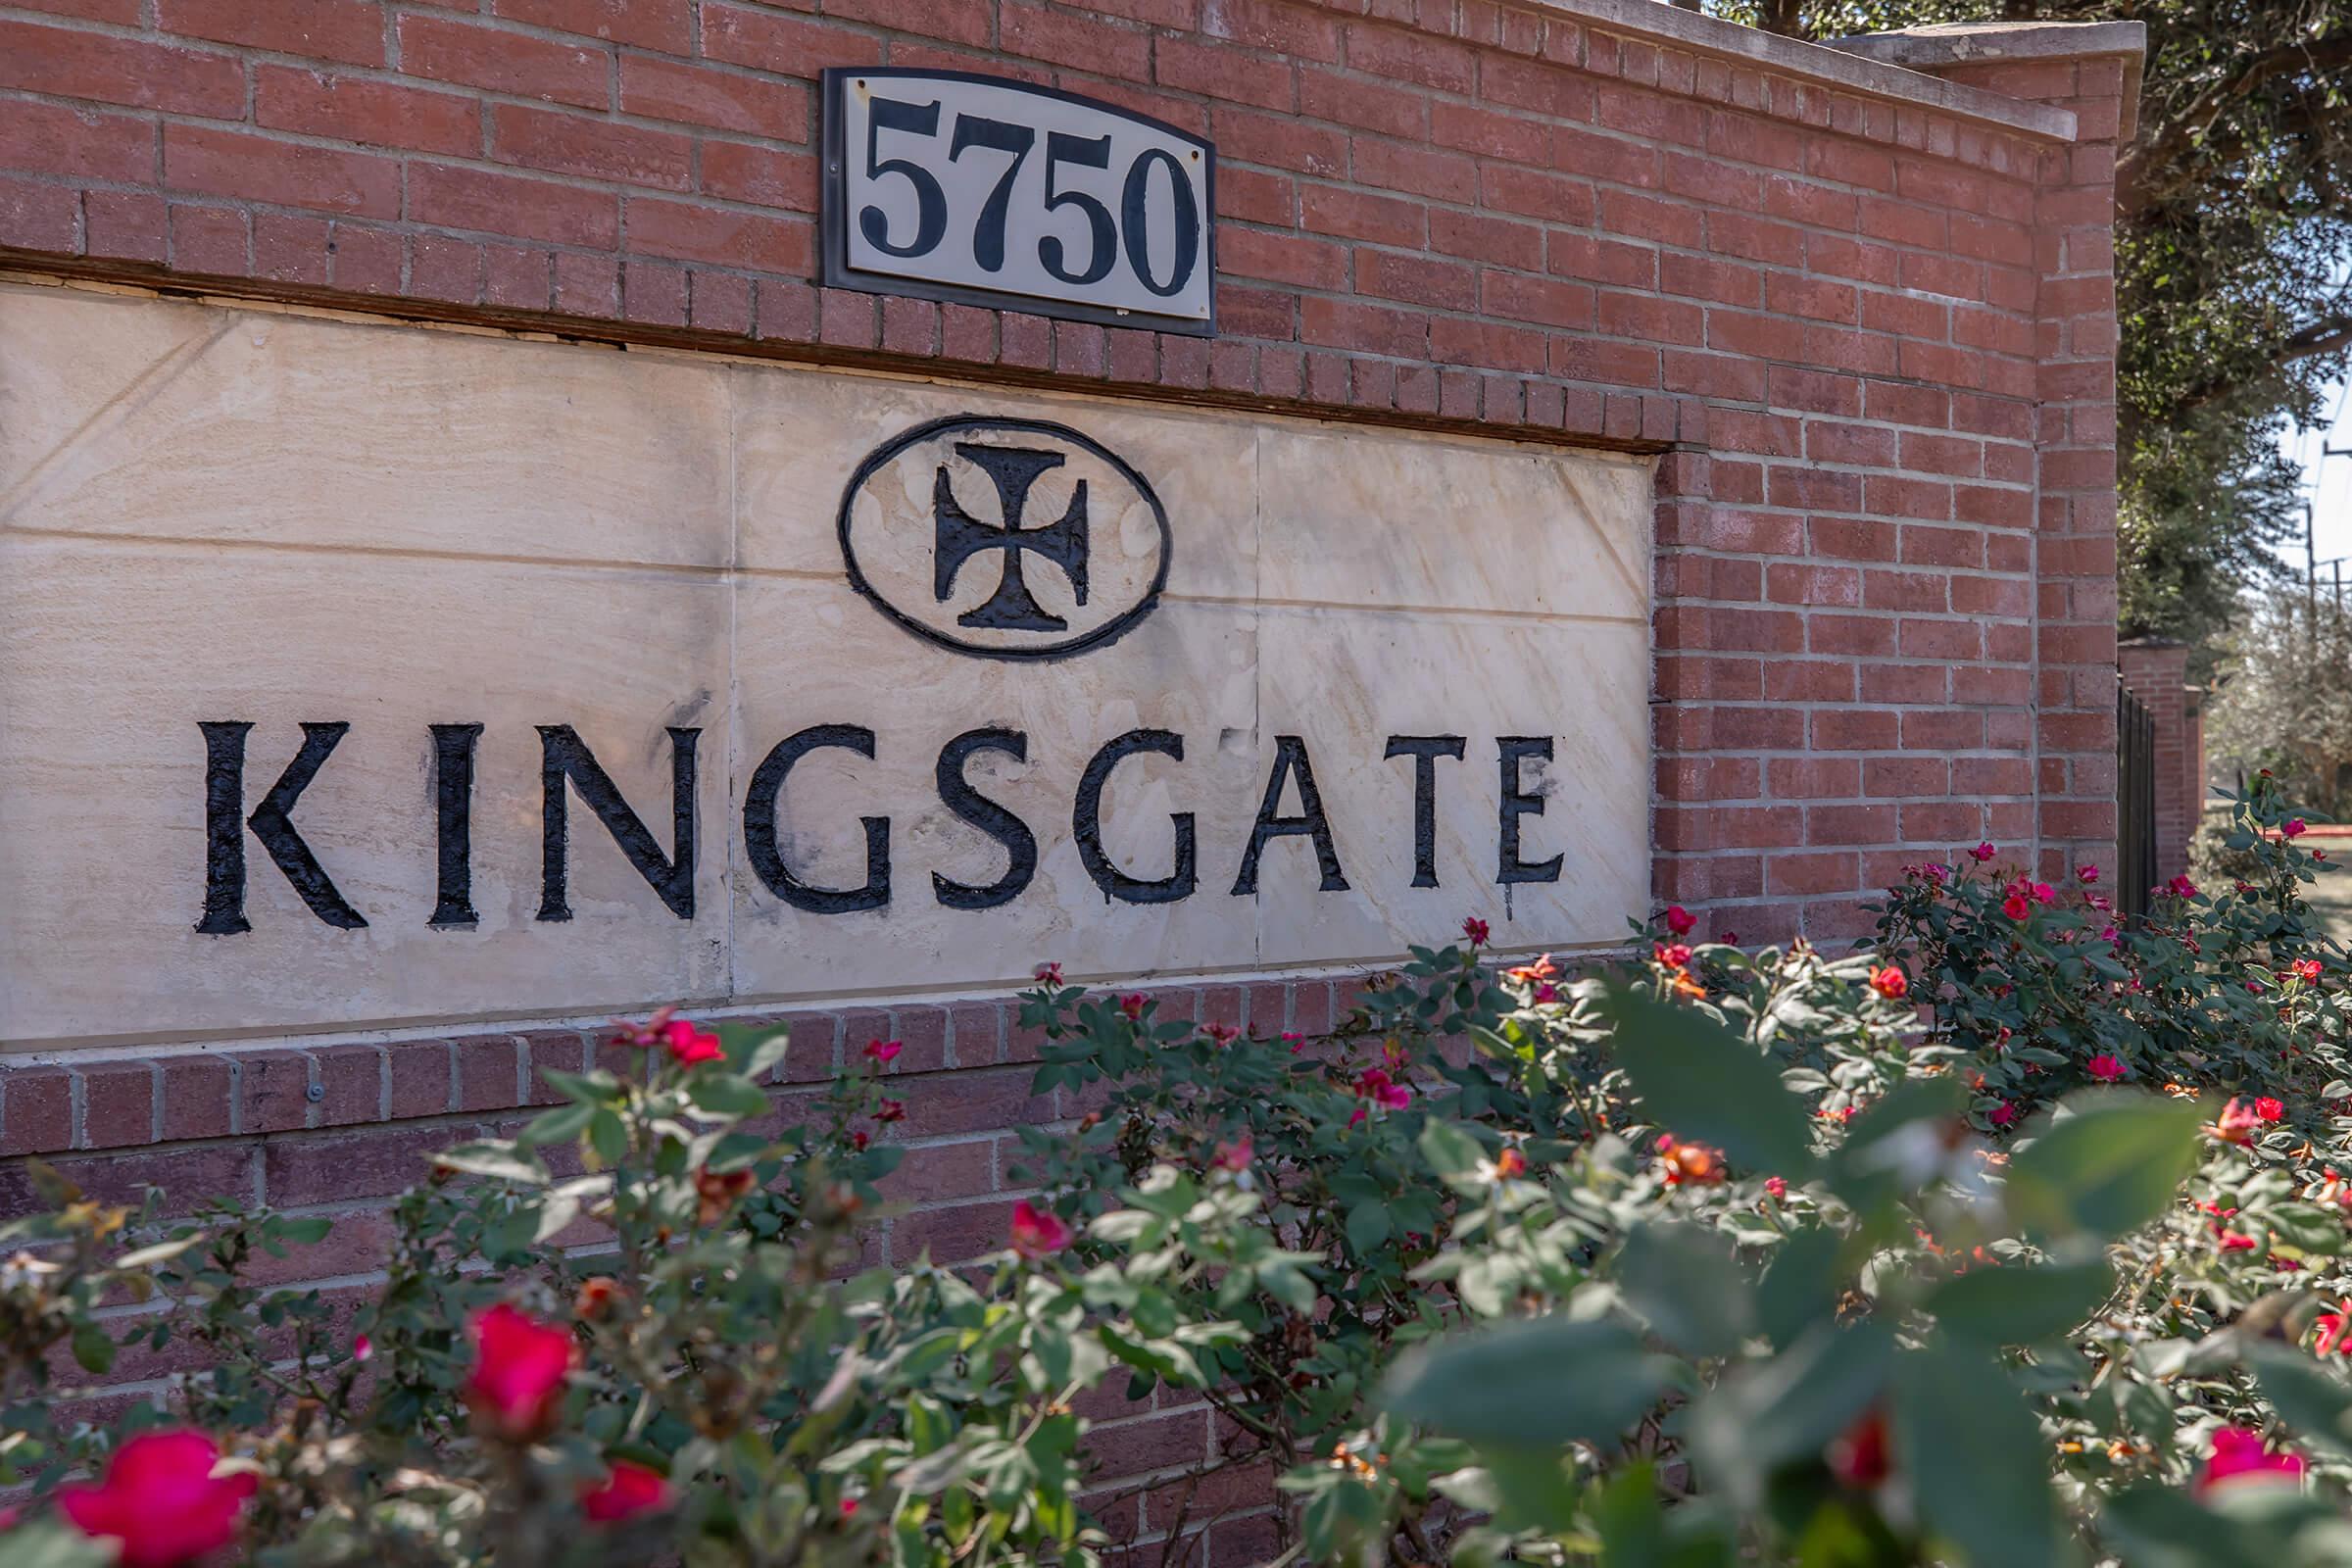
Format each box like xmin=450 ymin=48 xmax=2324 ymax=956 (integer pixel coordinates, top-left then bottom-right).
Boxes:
xmin=932 ymin=443 xmax=1090 ymax=631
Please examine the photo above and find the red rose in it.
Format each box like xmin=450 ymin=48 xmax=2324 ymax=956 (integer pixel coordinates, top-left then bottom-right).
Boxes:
xmin=1867 ymin=965 xmax=1908 ymax=1000
xmin=580 ymin=1460 xmax=671 ymax=1524
xmin=662 ymin=1018 xmax=723 ymax=1065
xmin=2199 ymin=1429 xmax=2303 ymax=1494
xmin=1461 ymin=916 xmax=1490 ymax=947
xmin=862 ymin=1038 xmax=902 ymax=1064
xmin=57 ymin=1430 xmax=256 ymax=1568
xmin=1663 ymin=905 xmax=1696 ymax=936
xmin=1009 ymin=1200 xmax=1073 ymax=1259
xmin=2084 ymin=1054 xmax=2125 ymax=1083
xmin=465 ymin=1303 xmax=575 ymax=1441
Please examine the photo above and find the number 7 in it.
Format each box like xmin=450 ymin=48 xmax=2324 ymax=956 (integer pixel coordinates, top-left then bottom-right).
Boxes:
xmin=949 ymin=114 xmax=1037 ymax=273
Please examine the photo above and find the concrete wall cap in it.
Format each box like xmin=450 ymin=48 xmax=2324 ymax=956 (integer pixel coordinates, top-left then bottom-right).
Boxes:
xmin=1534 ymin=0 xmax=2083 ymax=141
xmin=1829 ymin=19 xmax=2148 ymax=140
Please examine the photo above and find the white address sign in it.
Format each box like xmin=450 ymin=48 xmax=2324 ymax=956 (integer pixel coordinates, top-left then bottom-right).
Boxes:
xmin=821 ymin=69 xmax=1215 ymax=334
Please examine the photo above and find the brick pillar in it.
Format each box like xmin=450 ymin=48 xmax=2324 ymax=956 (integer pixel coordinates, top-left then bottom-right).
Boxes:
xmin=1832 ymin=22 xmax=2142 ymax=888
xmin=2119 ymin=637 xmax=2195 ymax=878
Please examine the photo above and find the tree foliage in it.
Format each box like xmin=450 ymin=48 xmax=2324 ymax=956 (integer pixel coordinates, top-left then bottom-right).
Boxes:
xmin=2207 ymin=596 xmax=2352 ymax=811
xmin=1705 ymin=0 xmax=2352 ymax=648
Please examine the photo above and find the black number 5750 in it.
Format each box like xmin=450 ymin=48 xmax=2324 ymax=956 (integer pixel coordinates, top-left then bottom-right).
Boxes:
xmin=822 ymin=69 xmax=1216 ymax=335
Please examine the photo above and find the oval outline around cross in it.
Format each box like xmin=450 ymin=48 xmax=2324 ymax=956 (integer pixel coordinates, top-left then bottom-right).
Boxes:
xmin=836 ymin=414 xmax=1173 ymax=662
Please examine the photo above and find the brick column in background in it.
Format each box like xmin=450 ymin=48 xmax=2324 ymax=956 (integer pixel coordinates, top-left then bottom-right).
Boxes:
xmin=2120 ymin=637 xmax=2196 ymax=878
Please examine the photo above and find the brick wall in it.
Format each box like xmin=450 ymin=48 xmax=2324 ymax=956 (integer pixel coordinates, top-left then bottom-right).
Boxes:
xmin=0 ymin=0 xmax=2133 ymax=939
xmin=0 ymin=1 xmax=2133 ymax=1546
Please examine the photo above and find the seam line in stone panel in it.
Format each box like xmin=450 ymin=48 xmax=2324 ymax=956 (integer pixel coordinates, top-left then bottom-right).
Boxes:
xmin=0 ymin=524 xmax=1655 ymax=627
xmin=724 ymin=361 xmax=743 ymax=1014
xmin=0 ymin=314 xmax=234 ymax=527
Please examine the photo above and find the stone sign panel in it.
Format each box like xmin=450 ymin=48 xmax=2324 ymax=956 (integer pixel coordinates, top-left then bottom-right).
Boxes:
xmin=0 ymin=281 xmax=1654 ymax=1051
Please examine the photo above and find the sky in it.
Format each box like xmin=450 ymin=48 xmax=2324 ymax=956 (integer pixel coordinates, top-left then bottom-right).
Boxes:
xmin=2281 ymin=379 xmax=2352 ymax=578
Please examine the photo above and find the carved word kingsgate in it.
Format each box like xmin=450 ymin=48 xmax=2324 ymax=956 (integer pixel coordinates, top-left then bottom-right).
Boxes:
xmin=191 ymin=416 xmax=1568 ymax=935
xmin=192 ymin=723 xmax=1570 ymax=934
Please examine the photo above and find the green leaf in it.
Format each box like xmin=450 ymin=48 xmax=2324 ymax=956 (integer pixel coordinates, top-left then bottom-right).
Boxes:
xmin=1690 ymin=1322 xmax=1891 ymax=1509
xmin=2099 ymin=1481 xmax=2332 ymax=1568
xmin=1417 ymin=1121 xmax=1490 ymax=1192
xmin=1616 ymin=1223 xmax=1755 ymax=1359
xmin=1604 ymin=990 xmax=1814 ymax=1178
xmin=1755 ymin=1227 xmax=1844 ymax=1349
xmin=70 ymin=1322 xmax=115 ymax=1376
xmin=0 ymin=1521 xmax=115 ymax=1568
xmin=2249 ymin=1343 xmax=2352 ymax=1458
xmin=432 ymin=1143 xmax=549 ymax=1184
xmin=719 ymin=1022 xmax=792 ymax=1082
xmin=1928 ymin=1260 xmax=2114 ymax=1348
xmin=1382 ymin=1315 xmax=1674 ymax=1447
xmin=520 ymin=1101 xmax=596 ymax=1146
xmin=589 ymin=1107 xmax=628 ymax=1165
xmin=2003 ymin=1095 xmax=2202 ymax=1242
xmin=1345 ymin=1200 xmax=1391 ymax=1253
xmin=2264 ymin=1205 xmax=2347 ymax=1254
xmin=1892 ymin=1344 xmax=2072 ymax=1567
xmin=688 ymin=1072 xmax=773 ymax=1118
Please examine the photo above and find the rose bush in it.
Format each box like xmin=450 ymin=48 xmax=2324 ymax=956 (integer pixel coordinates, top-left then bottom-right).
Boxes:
xmin=4 ymin=775 xmax=2352 ymax=1566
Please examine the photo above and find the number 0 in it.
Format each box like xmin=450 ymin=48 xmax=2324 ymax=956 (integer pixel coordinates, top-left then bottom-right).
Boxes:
xmin=1120 ymin=149 xmax=1199 ymax=299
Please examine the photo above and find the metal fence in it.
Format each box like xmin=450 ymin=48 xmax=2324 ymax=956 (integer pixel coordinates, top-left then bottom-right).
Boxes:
xmin=2117 ymin=681 xmax=2157 ymax=921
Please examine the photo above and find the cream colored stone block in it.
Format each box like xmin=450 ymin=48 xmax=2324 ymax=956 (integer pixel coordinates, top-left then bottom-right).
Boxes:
xmin=0 ymin=283 xmax=734 ymax=568
xmin=0 ymin=536 xmax=729 ymax=1046
xmin=0 ymin=286 xmax=1659 ymax=1051
xmin=1254 ymin=423 xmax=1653 ymax=619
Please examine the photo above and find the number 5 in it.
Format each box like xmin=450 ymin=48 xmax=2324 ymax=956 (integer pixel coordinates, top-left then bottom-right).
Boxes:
xmin=858 ymin=96 xmax=947 ymax=260
xmin=1039 ymin=131 xmax=1115 ymax=287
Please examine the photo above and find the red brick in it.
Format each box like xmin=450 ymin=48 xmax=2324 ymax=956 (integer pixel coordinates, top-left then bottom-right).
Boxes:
xmin=3 ymin=1065 xmax=74 ymax=1156
xmin=491 ymin=104 xmax=692 ymax=189
xmin=75 ymin=1062 xmax=154 ymax=1151
xmin=876 ymin=1138 xmax=996 ymax=1204
xmin=620 ymin=56 xmax=807 ymax=138
xmin=701 ymin=3 xmax=873 ymax=75
xmin=166 ymin=125 xmax=402 ymax=218
xmin=627 ymin=197 xmax=808 ymax=270
xmin=457 ymin=1035 xmax=522 ymax=1112
xmin=411 ymin=162 xmax=618 ymax=246
xmin=1298 ymin=185 xmax=1422 ymax=249
xmin=398 ymin=15 xmax=610 ymax=110
xmin=265 ymin=1125 xmax=452 ymax=1204
xmin=159 ymin=0 xmax=384 ymax=66
xmin=888 ymin=1004 xmax=952 ymax=1074
xmin=255 ymin=67 xmax=480 ymax=157
xmin=0 ymin=18 xmax=245 ymax=116
xmin=1 ymin=1145 xmax=253 ymax=1218
xmin=0 ymin=99 xmax=154 ymax=183
xmin=253 ymin=214 xmax=330 ymax=285
xmin=1155 ymin=35 xmax=1294 ymax=110
xmin=167 ymin=203 xmax=247 ymax=271
xmin=386 ymin=1037 xmax=454 ymax=1119
xmin=85 ymin=190 xmax=166 ymax=260
xmin=495 ymin=0 xmax=691 ymax=53
xmin=231 ymin=1049 xmax=313 ymax=1134
xmin=332 ymin=220 xmax=404 ymax=292
xmin=827 ymin=0 xmax=990 ymax=44
xmin=701 ymin=141 xmax=816 ymax=212
xmin=889 ymin=1067 xmax=1056 ymax=1139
